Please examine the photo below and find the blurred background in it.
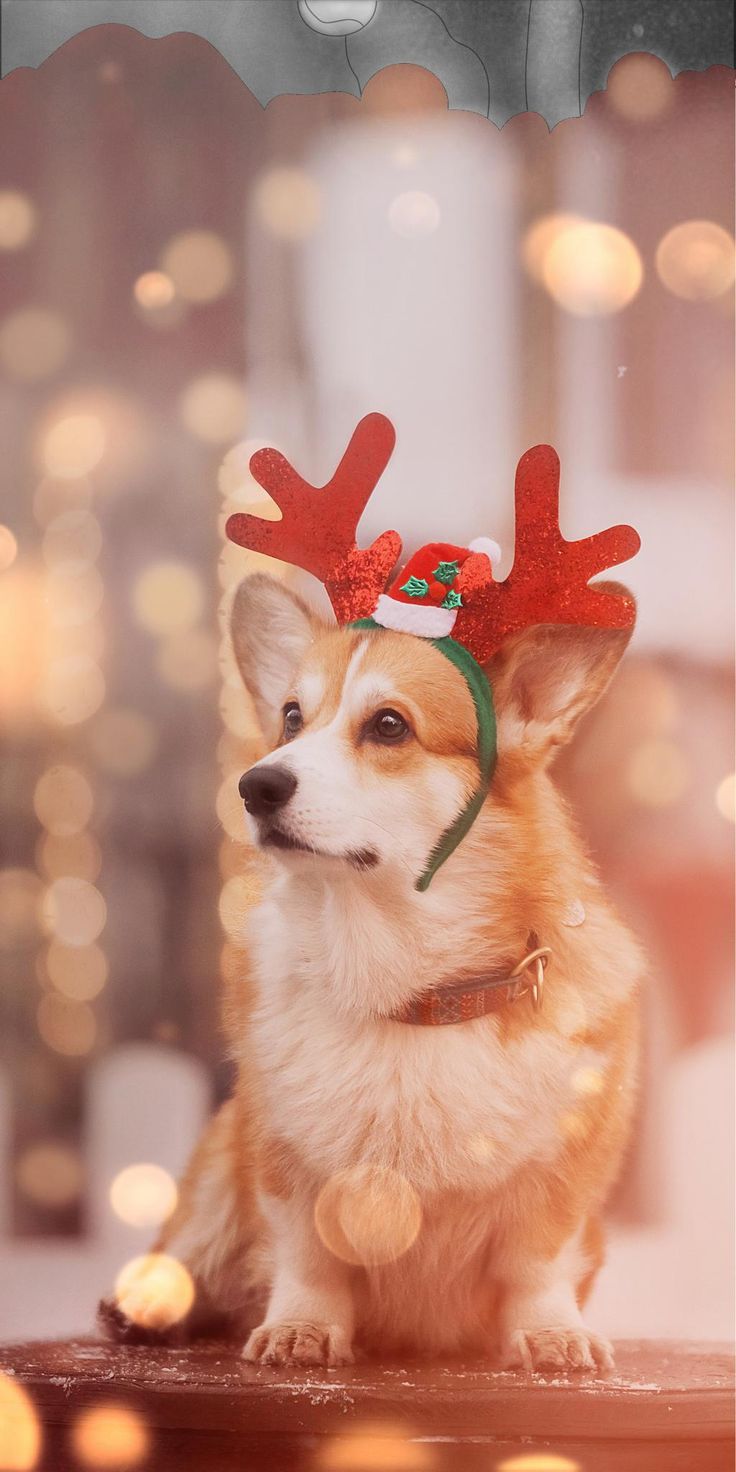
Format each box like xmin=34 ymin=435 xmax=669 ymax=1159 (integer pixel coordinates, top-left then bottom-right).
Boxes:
xmin=0 ymin=28 xmax=733 ymax=1343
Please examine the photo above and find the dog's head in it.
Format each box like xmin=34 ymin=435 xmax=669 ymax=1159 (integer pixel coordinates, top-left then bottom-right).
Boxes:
xmin=230 ymin=573 xmax=634 ymax=892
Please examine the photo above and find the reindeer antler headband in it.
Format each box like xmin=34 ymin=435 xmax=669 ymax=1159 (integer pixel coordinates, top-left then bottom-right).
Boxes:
xmin=227 ymin=414 xmax=640 ymax=889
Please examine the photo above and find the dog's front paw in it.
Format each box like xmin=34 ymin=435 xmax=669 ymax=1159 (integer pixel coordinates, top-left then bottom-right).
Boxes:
xmin=502 ymin=1326 xmax=614 ymax=1374
xmin=243 ymin=1320 xmax=353 ymax=1368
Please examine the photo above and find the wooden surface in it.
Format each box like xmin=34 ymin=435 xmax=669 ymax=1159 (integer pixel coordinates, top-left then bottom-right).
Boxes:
xmin=1 ymin=1338 xmax=733 ymax=1471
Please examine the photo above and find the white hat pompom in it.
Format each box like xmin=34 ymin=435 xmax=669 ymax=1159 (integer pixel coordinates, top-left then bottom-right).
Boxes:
xmin=469 ymin=536 xmax=501 ymax=563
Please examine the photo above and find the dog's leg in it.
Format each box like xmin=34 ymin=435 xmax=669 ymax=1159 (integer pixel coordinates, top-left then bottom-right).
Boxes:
xmin=99 ymin=1098 xmax=263 ymax=1342
xmin=243 ymin=1192 xmax=355 ymax=1367
xmin=496 ymin=1216 xmax=613 ymax=1373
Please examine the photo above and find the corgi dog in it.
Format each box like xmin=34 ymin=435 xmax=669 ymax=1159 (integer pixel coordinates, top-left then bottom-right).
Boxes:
xmin=103 ymin=569 xmax=642 ymax=1373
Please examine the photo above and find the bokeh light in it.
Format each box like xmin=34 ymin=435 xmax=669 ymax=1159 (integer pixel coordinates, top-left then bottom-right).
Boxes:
xmin=0 ymin=1370 xmax=41 ymax=1470
xmin=161 ymin=229 xmax=234 ymax=303
xmin=0 ymin=869 xmax=42 ymax=952
xmin=179 ymin=373 xmax=247 ymax=445
xmin=36 ymin=994 xmax=97 ymax=1057
xmin=0 ymin=525 xmax=18 ymax=572
xmin=41 ymin=876 xmax=106 ymax=946
xmin=253 ymin=167 xmax=321 ymax=241
xmin=109 ymin=1163 xmax=178 ymax=1229
xmin=132 ymin=560 xmax=204 ymax=636
xmin=571 ymin=1066 xmax=605 ymax=1097
xmin=715 ymin=773 xmax=735 ymax=822
xmin=316 ymin=1422 xmax=433 ymax=1471
xmin=114 ymin=1253 xmax=195 ymax=1330
xmin=0 ymin=308 xmax=71 ymax=384
xmin=606 ymin=53 xmax=672 ymax=121
xmin=466 ymin=1133 xmax=495 ymax=1164
xmin=217 ymin=438 xmax=283 ymax=511
xmin=559 ymin=1110 xmax=589 ymax=1143
xmin=37 ymin=656 xmax=106 ymax=726
xmin=0 ymin=190 xmax=37 ymax=251
xmin=157 ymin=629 xmax=218 ymax=691
xmin=626 ymin=738 xmax=689 ymax=807
xmin=314 ymin=1166 xmax=422 ymax=1266
xmin=497 ymin=1456 xmax=581 ymax=1472
xmin=36 ymin=831 xmax=102 ymax=884
xmin=388 ymin=190 xmax=441 ymax=239
xmin=87 ymin=708 xmax=158 ymax=776
xmin=656 ymin=221 xmax=735 ymax=301
xmin=16 ymin=1141 xmax=84 ymax=1210
xmin=42 ymin=510 xmax=102 ymax=572
xmin=42 ymin=941 xmax=108 ymax=1001
xmin=218 ymin=871 xmax=262 ymax=937
xmin=542 ymin=221 xmax=643 ymax=315
xmin=33 ymin=477 xmax=92 ymax=529
xmin=71 ymin=1405 xmax=150 ymax=1470
xmin=522 ymin=212 xmax=582 ymax=284
xmin=132 ymin=270 xmax=175 ymax=310
xmin=46 ymin=566 xmax=104 ymax=627
xmin=41 ymin=415 xmax=106 ymax=480
xmin=33 ymin=765 xmax=94 ymax=836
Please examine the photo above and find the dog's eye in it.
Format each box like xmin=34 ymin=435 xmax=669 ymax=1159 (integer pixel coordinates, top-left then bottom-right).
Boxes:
xmin=282 ymin=701 xmax=303 ymax=740
xmin=370 ymin=708 xmax=409 ymax=743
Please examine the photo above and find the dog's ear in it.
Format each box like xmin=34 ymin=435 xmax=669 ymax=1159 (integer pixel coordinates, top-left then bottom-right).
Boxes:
xmin=230 ymin=574 xmax=319 ymax=743
xmin=486 ymin=584 xmax=635 ymax=764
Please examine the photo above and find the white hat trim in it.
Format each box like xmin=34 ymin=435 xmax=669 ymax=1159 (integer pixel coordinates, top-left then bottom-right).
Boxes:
xmin=372 ymin=594 xmax=457 ymax=639
xmin=469 ymin=536 xmax=501 ymax=562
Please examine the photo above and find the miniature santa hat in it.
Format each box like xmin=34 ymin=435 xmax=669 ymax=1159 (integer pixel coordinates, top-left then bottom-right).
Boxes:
xmin=372 ymin=539 xmax=501 ymax=640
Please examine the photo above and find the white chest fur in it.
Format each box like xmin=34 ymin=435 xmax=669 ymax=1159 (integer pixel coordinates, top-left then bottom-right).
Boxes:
xmin=244 ymin=878 xmax=593 ymax=1200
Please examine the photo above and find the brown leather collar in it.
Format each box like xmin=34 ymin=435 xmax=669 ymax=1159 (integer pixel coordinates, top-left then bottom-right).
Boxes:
xmin=389 ymin=934 xmax=551 ymax=1026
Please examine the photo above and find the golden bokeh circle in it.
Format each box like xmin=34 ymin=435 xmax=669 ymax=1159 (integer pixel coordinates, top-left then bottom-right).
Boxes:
xmin=131 ymin=560 xmax=204 ymax=636
xmin=71 ymin=1405 xmax=150 ymax=1470
xmin=656 ymin=220 xmax=735 ymax=301
xmin=43 ymin=941 xmax=108 ymax=1000
xmin=253 ymin=168 xmax=321 ymax=242
xmin=36 ymin=994 xmax=97 ymax=1057
xmin=0 ymin=307 xmax=71 ymax=383
xmin=109 ymin=1163 xmax=178 ymax=1229
xmin=0 ymin=1370 xmax=41 ymax=1470
xmin=715 ymin=773 xmax=735 ymax=823
xmin=33 ymin=764 xmax=94 ymax=836
xmin=41 ymin=877 xmax=106 ymax=945
xmin=16 ymin=1141 xmax=84 ymax=1210
xmin=133 ymin=270 xmax=175 ymax=310
xmin=314 ymin=1166 xmax=422 ymax=1267
xmin=542 ymin=221 xmax=642 ymax=316
xmin=42 ymin=415 xmax=106 ymax=480
xmin=0 ymin=524 xmax=18 ymax=571
xmin=114 ymin=1253 xmax=195 ymax=1330
xmin=36 ymin=832 xmax=102 ymax=884
xmin=626 ymin=738 xmax=689 ymax=808
xmin=0 ymin=868 xmax=42 ymax=952
xmin=161 ymin=230 xmax=234 ymax=303
xmin=0 ymin=190 xmax=37 ymax=251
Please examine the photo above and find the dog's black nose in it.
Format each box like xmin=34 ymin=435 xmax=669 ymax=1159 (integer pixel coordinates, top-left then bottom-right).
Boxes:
xmin=239 ymin=765 xmax=297 ymax=817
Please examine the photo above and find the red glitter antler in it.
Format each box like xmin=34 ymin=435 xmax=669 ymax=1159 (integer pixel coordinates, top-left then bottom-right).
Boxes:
xmin=453 ymin=444 xmax=640 ymax=664
xmin=225 ymin=414 xmax=401 ymax=623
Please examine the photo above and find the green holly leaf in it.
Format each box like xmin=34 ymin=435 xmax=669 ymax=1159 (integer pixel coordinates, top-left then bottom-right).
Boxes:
xmin=441 ymin=588 xmax=463 ymax=610
xmin=432 ymin=560 xmax=460 ymax=585
xmin=400 ymin=576 xmax=430 ymax=598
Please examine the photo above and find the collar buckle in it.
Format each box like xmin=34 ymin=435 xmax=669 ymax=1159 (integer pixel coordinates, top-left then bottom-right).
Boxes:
xmin=509 ymin=944 xmax=552 ymax=1012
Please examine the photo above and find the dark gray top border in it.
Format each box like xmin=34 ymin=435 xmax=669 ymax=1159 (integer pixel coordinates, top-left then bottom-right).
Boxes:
xmin=0 ymin=0 xmax=733 ymax=128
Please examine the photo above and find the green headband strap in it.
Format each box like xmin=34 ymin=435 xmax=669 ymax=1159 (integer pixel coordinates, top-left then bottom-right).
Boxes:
xmin=349 ymin=620 xmax=497 ymax=891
